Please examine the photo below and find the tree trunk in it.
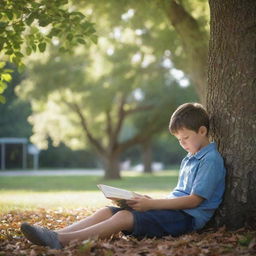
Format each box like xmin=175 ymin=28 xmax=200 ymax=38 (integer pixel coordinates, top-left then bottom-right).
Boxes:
xmin=164 ymin=0 xmax=209 ymax=103
xmin=207 ymin=0 xmax=256 ymax=229
xmin=102 ymin=153 xmax=121 ymax=180
xmin=142 ymin=140 xmax=152 ymax=173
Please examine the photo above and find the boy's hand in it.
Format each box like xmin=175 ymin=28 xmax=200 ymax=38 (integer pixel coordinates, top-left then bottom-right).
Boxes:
xmin=126 ymin=195 xmax=153 ymax=211
xmin=111 ymin=199 xmax=128 ymax=208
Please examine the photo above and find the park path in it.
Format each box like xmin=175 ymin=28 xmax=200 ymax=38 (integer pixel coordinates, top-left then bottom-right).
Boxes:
xmin=0 ymin=169 xmax=104 ymax=176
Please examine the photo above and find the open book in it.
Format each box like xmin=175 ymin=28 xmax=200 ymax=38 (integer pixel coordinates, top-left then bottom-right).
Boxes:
xmin=97 ymin=184 xmax=139 ymax=200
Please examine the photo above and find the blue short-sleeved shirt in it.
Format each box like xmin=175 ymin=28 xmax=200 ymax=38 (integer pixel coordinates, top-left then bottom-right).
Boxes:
xmin=167 ymin=142 xmax=226 ymax=230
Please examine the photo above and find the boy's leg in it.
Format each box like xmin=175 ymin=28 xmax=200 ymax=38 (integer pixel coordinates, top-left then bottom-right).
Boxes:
xmin=57 ymin=207 xmax=113 ymax=233
xmin=58 ymin=210 xmax=134 ymax=246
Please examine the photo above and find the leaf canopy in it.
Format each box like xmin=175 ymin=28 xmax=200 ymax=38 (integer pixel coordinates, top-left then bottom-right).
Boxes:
xmin=0 ymin=0 xmax=97 ymax=99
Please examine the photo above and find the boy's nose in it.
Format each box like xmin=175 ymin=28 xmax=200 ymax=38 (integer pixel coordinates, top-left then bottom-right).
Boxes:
xmin=180 ymin=140 xmax=186 ymax=146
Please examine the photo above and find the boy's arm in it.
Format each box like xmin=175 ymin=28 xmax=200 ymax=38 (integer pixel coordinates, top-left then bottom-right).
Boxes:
xmin=127 ymin=194 xmax=204 ymax=212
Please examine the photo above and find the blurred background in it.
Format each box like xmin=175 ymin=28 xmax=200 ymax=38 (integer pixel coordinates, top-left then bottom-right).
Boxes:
xmin=0 ymin=0 xmax=209 ymax=178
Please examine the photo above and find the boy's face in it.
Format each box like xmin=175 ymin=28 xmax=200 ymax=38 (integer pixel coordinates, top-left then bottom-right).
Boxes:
xmin=174 ymin=127 xmax=209 ymax=155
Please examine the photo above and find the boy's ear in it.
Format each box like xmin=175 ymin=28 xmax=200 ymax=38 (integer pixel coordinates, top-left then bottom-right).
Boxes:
xmin=199 ymin=126 xmax=207 ymax=136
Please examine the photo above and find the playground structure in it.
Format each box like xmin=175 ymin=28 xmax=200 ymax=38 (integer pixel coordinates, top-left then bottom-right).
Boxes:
xmin=0 ymin=137 xmax=39 ymax=170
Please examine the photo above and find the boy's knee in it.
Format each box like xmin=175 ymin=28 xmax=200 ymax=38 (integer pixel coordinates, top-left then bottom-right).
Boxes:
xmin=113 ymin=210 xmax=134 ymax=223
xmin=112 ymin=210 xmax=134 ymax=231
xmin=95 ymin=207 xmax=113 ymax=217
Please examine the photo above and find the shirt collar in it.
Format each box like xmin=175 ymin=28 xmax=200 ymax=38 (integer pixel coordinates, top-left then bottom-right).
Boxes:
xmin=187 ymin=142 xmax=216 ymax=160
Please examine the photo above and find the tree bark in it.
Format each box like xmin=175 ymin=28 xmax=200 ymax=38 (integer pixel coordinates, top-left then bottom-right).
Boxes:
xmin=164 ymin=0 xmax=209 ymax=103
xmin=102 ymin=153 xmax=121 ymax=180
xmin=207 ymin=0 xmax=256 ymax=229
xmin=142 ymin=140 xmax=153 ymax=173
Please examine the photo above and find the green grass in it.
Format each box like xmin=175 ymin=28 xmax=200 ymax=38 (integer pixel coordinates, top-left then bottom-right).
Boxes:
xmin=0 ymin=170 xmax=178 ymax=214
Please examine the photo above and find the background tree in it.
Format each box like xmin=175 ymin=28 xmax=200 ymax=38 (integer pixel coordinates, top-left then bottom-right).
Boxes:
xmin=75 ymin=0 xmax=209 ymax=101
xmin=207 ymin=0 xmax=256 ymax=229
xmin=19 ymin=37 xmax=194 ymax=179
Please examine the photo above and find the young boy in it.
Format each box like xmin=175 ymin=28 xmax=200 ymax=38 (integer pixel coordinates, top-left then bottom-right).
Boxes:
xmin=20 ymin=102 xmax=226 ymax=249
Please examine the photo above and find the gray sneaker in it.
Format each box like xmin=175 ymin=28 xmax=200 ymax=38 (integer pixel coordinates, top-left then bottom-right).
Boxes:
xmin=21 ymin=222 xmax=63 ymax=249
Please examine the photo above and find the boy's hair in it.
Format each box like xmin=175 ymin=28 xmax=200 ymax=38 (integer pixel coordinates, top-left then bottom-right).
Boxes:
xmin=169 ymin=103 xmax=209 ymax=135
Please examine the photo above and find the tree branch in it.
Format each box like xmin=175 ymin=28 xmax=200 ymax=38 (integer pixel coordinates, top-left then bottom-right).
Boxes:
xmin=110 ymin=96 xmax=154 ymax=152
xmin=117 ymin=114 xmax=165 ymax=154
xmin=110 ymin=94 xmax=127 ymax=149
xmin=162 ymin=0 xmax=208 ymax=102
xmin=64 ymin=100 xmax=105 ymax=155
xmin=105 ymin=110 xmax=113 ymax=139
xmin=124 ymin=104 xmax=154 ymax=115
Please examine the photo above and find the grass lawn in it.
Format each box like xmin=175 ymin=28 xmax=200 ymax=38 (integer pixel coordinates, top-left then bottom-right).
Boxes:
xmin=0 ymin=170 xmax=178 ymax=214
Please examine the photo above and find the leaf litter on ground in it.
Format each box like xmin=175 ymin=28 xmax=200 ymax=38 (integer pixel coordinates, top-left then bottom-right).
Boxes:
xmin=0 ymin=208 xmax=255 ymax=256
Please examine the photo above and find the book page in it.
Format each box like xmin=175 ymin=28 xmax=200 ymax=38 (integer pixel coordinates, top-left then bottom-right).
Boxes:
xmin=97 ymin=184 xmax=136 ymax=200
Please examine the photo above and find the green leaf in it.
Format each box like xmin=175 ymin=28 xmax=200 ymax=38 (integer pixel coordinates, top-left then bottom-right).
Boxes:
xmin=69 ymin=12 xmax=85 ymax=18
xmin=38 ymin=15 xmax=51 ymax=27
xmin=77 ymin=38 xmax=86 ymax=44
xmin=5 ymin=49 xmax=13 ymax=55
xmin=0 ymin=22 xmax=7 ymax=29
xmin=12 ymin=56 xmax=21 ymax=65
xmin=0 ymin=81 xmax=7 ymax=92
xmin=0 ymin=40 xmax=4 ymax=50
xmin=13 ymin=23 xmax=25 ymax=33
xmin=57 ymin=0 xmax=68 ymax=5
xmin=0 ymin=94 xmax=6 ymax=103
xmin=13 ymin=41 xmax=21 ymax=49
xmin=67 ymin=33 xmax=73 ymax=41
xmin=1 ymin=73 xmax=12 ymax=82
xmin=86 ymin=26 xmax=96 ymax=35
xmin=18 ymin=63 xmax=26 ymax=73
xmin=90 ymin=35 xmax=98 ymax=44
xmin=0 ymin=62 xmax=6 ymax=69
xmin=12 ymin=8 xmax=22 ymax=19
xmin=15 ymin=52 xmax=24 ymax=58
xmin=31 ymin=43 xmax=37 ymax=52
xmin=38 ymin=42 xmax=46 ymax=52
xmin=26 ymin=13 xmax=35 ymax=26
xmin=3 ymin=69 xmax=14 ymax=73
xmin=26 ymin=47 xmax=32 ymax=55
xmin=22 ymin=7 xmax=31 ymax=15
xmin=5 ymin=10 xmax=13 ymax=20
xmin=0 ymin=36 xmax=6 ymax=44
xmin=49 ymin=28 xmax=61 ymax=37
xmin=81 ymin=22 xmax=92 ymax=31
